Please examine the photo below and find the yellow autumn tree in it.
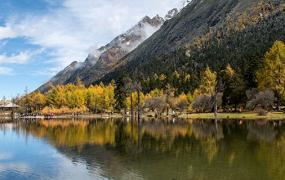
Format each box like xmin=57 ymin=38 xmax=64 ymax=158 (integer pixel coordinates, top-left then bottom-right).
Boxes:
xmin=86 ymin=83 xmax=115 ymax=113
xmin=30 ymin=91 xmax=46 ymax=111
xmin=46 ymin=85 xmax=67 ymax=108
xmin=126 ymin=92 xmax=145 ymax=110
xmin=256 ymin=40 xmax=285 ymax=108
xmin=193 ymin=66 xmax=217 ymax=98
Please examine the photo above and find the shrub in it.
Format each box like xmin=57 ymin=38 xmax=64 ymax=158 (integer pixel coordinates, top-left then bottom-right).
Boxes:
xmin=177 ymin=99 xmax=189 ymax=112
xmin=191 ymin=95 xmax=212 ymax=113
xmin=191 ymin=93 xmax=223 ymax=113
xmin=246 ymin=89 xmax=274 ymax=111
xmin=144 ymin=96 xmax=168 ymax=116
xmin=256 ymin=108 xmax=268 ymax=116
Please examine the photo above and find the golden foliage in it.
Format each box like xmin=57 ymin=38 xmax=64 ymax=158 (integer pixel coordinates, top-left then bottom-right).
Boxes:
xmin=193 ymin=67 xmax=217 ymax=98
xmin=20 ymin=82 xmax=115 ymax=114
xmin=257 ymin=40 xmax=285 ymax=98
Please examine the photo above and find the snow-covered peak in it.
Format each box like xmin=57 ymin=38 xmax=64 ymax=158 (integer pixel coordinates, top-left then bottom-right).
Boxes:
xmin=88 ymin=14 xmax=165 ymax=54
xmin=85 ymin=8 xmax=181 ymax=63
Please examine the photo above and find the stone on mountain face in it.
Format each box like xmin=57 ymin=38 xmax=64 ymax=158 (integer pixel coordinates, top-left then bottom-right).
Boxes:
xmin=165 ymin=8 xmax=179 ymax=20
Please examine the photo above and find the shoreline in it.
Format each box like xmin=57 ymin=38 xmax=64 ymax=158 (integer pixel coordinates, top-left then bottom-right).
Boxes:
xmin=179 ymin=112 xmax=285 ymax=120
xmin=0 ymin=118 xmax=14 ymax=123
xmin=16 ymin=111 xmax=285 ymax=121
xmin=20 ymin=113 xmax=123 ymax=120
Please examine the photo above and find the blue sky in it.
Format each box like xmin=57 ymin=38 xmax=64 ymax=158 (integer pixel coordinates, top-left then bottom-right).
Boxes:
xmin=0 ymin=0 xmax=185 ymax=98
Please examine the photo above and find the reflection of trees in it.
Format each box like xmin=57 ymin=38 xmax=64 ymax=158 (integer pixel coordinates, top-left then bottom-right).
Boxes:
xmin=15 ymin=119 xmax=226 ymax=157
xmin=192 ymin=121 xmax=224 ymax=140
xmin=192 ymin=121 xmax=224 ymax=162
xmin=143 ymin=121 xmax=190 ymax=140
xmin=9 ymin=119 xmax=285 ymax=180
xmin=247 ymin=123 xmax=277 ymax=143
xmin=0 ymin=123 xmax=8 ymax=130
xmin=19 ymin=120 xmax=117 ymax=147
xmin=256 ymin=127 xmax=285 ymax=179
xmin=0 ymin=119 xmax=12 ymax=124
xmin=140 ymin=121 xmax=192 ymax=153
xmin=16 ymin=119 xmax=196 ymax=153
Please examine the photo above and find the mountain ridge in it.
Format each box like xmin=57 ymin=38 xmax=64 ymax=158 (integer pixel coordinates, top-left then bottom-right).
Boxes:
xmin=38 ymin=0 xmax=285 ymax=94
xmin=97 ymin=0 xmax=285 ymax=89
xmin=38 ymin=9 xmax=179 ymax=92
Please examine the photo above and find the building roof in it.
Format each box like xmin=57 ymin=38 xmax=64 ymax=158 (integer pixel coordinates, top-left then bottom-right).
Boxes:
xmin=0 ymin=101 xmax=20 ymax=108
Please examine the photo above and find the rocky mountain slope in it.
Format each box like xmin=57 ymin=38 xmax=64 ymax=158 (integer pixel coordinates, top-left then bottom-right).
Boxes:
xmin=39 ymin=0 xmax=285 ymax=94
xmin=38 ymin=10 xmax=179 ymax=92
xmin=99 ymin=0 xmax=285 ymax=90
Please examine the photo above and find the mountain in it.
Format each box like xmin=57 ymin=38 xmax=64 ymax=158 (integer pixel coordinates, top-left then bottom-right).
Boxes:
xmin=98 ymin=0 xmax=285 ymax=90
xmin=38 ymin=10 xmax=179 ymax=92
xmin=39 ymin=0 xmax=285 ymax=94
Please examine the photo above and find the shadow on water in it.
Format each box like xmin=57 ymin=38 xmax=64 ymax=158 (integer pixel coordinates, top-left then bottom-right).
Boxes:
xmin=2 ymin=118 xmax=285 ymax=180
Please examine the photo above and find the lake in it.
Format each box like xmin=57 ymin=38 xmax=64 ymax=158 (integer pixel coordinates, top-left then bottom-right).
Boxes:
xmin=0 ymin=118 xmax=284 ymax=180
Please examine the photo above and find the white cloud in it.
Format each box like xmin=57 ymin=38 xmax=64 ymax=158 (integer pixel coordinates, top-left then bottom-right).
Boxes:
xmin=3 ymin=0 xmax=185 ymax=72
xmin=0 ymin=26 xmax=16 ymax=40
xmin=34 ymin=67 xmax=61 ymax=76
xmin=0 ymin=67 xmax=13 ymax=75
xmin=0 ymin=50 xmax=42 ymax=65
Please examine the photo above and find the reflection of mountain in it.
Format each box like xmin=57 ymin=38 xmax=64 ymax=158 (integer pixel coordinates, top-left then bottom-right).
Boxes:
xmin=13 ymin=119 xmax=285 ymax=180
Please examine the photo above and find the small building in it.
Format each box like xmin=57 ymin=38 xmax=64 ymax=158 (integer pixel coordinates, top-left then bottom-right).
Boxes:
xmin=0 ymin=102 xmax=20 ymax=112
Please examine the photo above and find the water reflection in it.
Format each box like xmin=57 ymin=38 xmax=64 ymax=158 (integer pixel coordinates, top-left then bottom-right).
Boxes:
xmin=247 ymin=122 xmax=278 ymax=143
xmin=1 ymin=119 xmax=285 ymax=179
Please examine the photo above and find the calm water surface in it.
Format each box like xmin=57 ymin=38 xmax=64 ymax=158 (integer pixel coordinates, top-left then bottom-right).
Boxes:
xmin=0 ymin=118 xmax=285 ymax=180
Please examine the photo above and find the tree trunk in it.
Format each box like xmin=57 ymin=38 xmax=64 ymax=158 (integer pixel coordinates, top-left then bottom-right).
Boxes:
xmin=277 ymin=94 xmax=281 ymax=111
xmin=131 ymin=94 xmax=134 ymax=121
xmin=137 ymin=90 xmax=141 ymax=123
xmin=214 ymin=94 xmax=218 ymax=120
xmin=166 ymin=107 xmax=169 ymax=117
xmin=137 ymin=120 xmax=142 ymax=152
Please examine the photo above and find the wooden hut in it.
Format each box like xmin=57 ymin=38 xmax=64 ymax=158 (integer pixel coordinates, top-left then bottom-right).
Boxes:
xmin=0 ymin=102 xmax=20 ymax=112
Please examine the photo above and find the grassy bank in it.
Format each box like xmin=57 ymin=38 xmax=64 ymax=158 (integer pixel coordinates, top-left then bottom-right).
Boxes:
xmin=20 ymin=113 xmax=124 ymax=119
xmin=19 ymin=111 xmax=285 ymax=121
xmin=179 ymin=112 xmax=285 ymax=120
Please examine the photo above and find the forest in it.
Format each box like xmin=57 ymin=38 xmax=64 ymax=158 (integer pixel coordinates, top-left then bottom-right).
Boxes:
xmin=15 ymin=40 xmax=285 ymax=117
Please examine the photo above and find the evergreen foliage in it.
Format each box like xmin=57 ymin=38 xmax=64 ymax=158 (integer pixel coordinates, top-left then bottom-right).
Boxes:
xmin=114 ymin=76 xmax=127 ymax=111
